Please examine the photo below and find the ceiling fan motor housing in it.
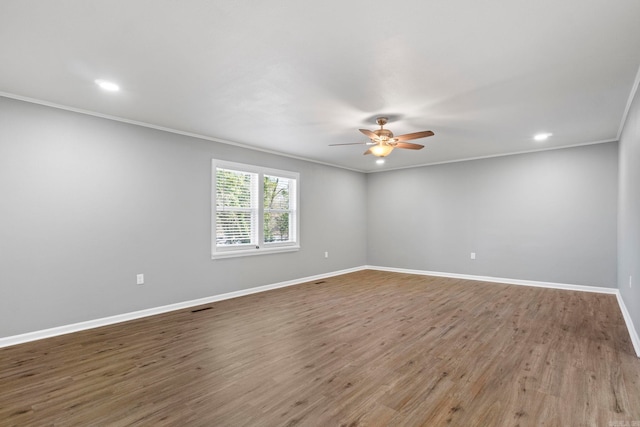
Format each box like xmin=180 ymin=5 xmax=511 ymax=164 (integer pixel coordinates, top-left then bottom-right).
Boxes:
xmin=374 ymin=117 xmax=393 ymax=141
xmin=373 ymin=128 xmax=393 ymax=141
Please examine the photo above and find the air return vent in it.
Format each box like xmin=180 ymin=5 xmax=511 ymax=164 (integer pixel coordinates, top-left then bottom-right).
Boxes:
xmin=191 ymin=307 xmax=213 ymax=313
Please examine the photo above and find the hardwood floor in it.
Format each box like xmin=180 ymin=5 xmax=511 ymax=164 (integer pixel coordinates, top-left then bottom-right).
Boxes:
xmin=1 ymin=270 xmax=639 ymax=426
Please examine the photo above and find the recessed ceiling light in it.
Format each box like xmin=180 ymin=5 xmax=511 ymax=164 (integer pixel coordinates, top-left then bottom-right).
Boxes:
xmin=95 ymin=79 xmax=120 ymax=92
xmin=376 ymin=159 xmax=385 ymax=165
xmin=534 ymin=132 xmax=552 ymax=141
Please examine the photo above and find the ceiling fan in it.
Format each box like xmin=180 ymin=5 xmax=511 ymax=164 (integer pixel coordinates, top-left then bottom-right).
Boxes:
xmin=330 ymin=117 xmax=434 ymax=157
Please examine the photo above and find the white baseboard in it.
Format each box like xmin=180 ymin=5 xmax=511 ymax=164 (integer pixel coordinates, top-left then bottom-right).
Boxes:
xmin=365 ymin=265 xmax=618 ymax=294
xmin=367 ymin=265 xmax=640 ymax=357
xmin=0 ymin=266 xmax=366 ymax=349
xmin=2 ymin=264 xmax=638 ymax=358
xmin=615 ymin=292 xmax=640 ymax=358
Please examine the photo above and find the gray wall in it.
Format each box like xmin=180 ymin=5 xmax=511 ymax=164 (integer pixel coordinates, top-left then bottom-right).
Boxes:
xmin=618 ymin=86 xmax=640 ymax=336
xmin=0 ymin=97 xmax=368 ymax=337
xmin=367 ymin=143 xmax=618 ymax=287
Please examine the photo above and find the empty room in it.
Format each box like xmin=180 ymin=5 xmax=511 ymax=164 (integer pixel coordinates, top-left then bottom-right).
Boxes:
xmin=1 ymin=1 xmax=640 ymax=426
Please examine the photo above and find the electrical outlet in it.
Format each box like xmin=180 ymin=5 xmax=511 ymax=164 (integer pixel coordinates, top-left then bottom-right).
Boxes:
xmin=470 ymin=252 xmax=476 ymax=260
xmin=324 ymin=251 xmax=329 ymax=259
xmin=630 ymin=275 xmax=633 ymax=288
xmin=137 ymin=274 xmax=144 ymax=285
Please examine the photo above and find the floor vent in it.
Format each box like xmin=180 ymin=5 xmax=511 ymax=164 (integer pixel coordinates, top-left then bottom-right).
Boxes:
xmin=191 ymin=307 xmax=213 ymax=313
xmin=315 ymin=281 xmax=326 ymax=284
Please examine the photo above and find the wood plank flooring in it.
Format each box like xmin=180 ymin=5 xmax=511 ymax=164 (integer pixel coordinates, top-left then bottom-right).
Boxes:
xmin=1 ymin=270 xmax=639 ymax=426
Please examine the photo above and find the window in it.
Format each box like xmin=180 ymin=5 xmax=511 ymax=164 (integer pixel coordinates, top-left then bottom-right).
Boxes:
xmin=212 ymin=160 xmax=299 ymax=258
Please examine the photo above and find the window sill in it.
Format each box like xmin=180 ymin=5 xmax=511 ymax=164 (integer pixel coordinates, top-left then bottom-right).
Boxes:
xmin=211 ymin=245 xmax=300 ymax=260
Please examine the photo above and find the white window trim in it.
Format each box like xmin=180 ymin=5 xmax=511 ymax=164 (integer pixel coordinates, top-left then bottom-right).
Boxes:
xmin=212 ymin=160 xmax=300 ymax=259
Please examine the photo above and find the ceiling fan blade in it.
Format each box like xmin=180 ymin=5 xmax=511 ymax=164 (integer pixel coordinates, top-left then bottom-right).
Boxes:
xmin=363 ymin=148 xmax=372 ymax=155
xmin=329 ymin=142 xmax=369 ymax=146
xmin=359 ymin=129 xmax=378 ymax=139
xmin=395 ymin=142 xmax=424 ymax=150
xmin=393 ymin=130 xmax=434 ymax=142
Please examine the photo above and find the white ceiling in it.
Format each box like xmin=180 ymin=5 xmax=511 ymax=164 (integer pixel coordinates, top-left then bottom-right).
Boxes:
xmin=1 ymin=1 xmax=639 ymax=172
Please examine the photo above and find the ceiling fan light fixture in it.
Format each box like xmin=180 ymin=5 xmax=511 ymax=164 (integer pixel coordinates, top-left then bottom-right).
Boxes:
xmin=370 ymin=144 xmax=394 ymax=157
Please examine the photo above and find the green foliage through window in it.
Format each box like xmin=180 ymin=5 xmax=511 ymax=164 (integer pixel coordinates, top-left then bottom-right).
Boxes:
xmin=264 ymin=175 xmax=291 ymax=243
